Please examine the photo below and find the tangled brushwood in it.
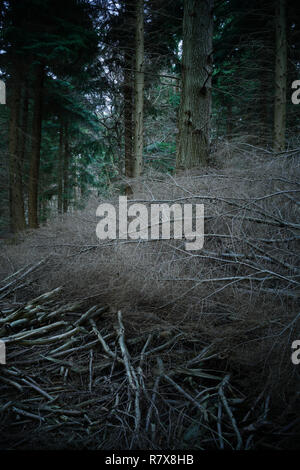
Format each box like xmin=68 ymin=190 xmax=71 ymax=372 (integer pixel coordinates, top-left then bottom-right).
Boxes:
xmin=0 ymin=148 xmax=299 ymax=449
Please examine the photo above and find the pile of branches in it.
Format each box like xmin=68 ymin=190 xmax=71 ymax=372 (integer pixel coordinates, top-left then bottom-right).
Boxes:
xmin=0 ymin=278 xmax=286 ymax=450
xmin=0 ymin=152 xmax=299 ymax=450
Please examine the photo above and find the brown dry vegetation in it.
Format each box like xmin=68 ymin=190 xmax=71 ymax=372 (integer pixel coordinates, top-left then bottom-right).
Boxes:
xmin=0 ymin=146 xmax=299 ymax=450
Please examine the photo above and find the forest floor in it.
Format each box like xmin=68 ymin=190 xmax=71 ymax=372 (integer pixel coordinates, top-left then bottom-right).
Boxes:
xmin=0 ymin=147 xmax=299 ymax=450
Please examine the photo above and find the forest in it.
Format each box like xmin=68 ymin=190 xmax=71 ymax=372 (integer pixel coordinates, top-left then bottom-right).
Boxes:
xmin=0 ymin=0 xmax=299 ymax=453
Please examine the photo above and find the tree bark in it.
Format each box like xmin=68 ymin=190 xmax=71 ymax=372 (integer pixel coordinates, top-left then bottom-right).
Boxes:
xmin=19 ymin=72 xmax=29 ymax=166
xmin=226 ymin=101 xmax=233 ymax=140
xmin=28 ymin=63 xmax=44 ymax=228
xmin=273 ymin=0 xmax=287 ymax=153
xmin=176 ymin=0 xmax=214 ymax=169
xmin=259 ymin=64 xmax=269 ymax=145
xmin=123 ymin=0 xmax=134 ymax=182
xmin=57 ymin=123 xmax=64 ymax=214
xmin=133 ymin=0 xmax=144 ymax=177
xmin=63 ymin=123 xmax=69 ymax=213
xmin=8 ymin=60 xmax=26 ymax=233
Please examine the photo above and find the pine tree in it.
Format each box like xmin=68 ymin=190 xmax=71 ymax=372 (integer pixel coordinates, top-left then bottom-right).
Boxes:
xmin=133 ymin=0 xmax=145 ymax=177
xmin=2 ymin=0 xmax=99 ymax=230
xmin=273 ymin=0 xmax=287 ymax=152
xmin=176 ymin=0 xmax=214 ymax=169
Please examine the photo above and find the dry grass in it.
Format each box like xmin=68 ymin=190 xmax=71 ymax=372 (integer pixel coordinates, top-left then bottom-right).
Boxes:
xmin=0 ymin=146 xmax=299 ymax=449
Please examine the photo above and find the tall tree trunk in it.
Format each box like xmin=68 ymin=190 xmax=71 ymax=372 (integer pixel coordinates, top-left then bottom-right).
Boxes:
xmin=176 ymin=0 xmax=214 ymax=169
xmin=57 ymin=123 xmax=64 ymax=214
xmin=8 ymin=60 xmax=26 ymax=233
xmin=19 ymin=77 xmax=29 ymax=213
xmin=273 ymin=0 xmax=287 ymax=153
xmin=133 ymin=0 xmax=144 ymax=177
xmin=63 ymin=123 xmax=69 ymax=213
xmin=226 ymin=101 xmax=233 ymax=140
xmin=123 ymin=0 xmax=134 ymax=183
xmin=19 ymin=72 xmax=29 ymax=166
xmin=259 ymin=68 xmax=269 ymax=145
xmin=28 ymin=63 xmax=44 ymax=228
